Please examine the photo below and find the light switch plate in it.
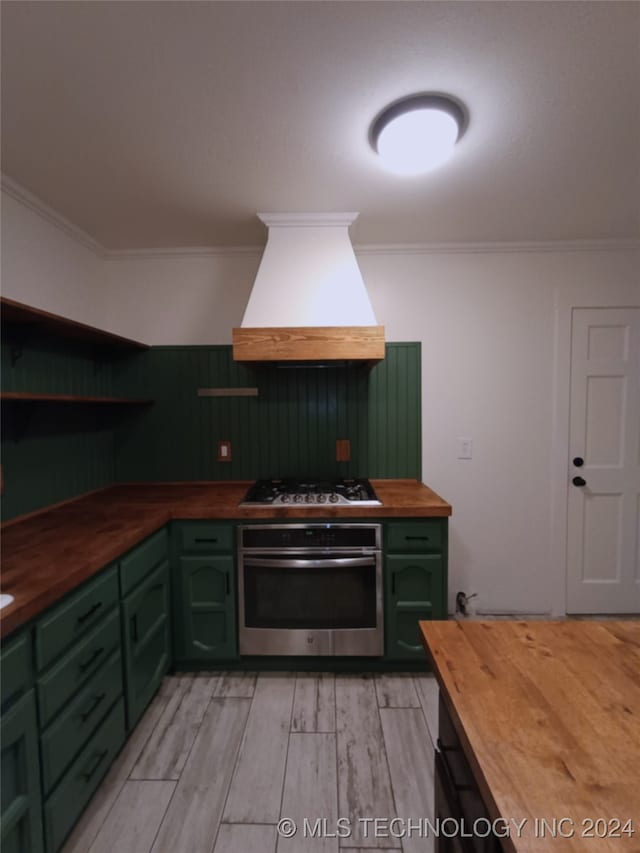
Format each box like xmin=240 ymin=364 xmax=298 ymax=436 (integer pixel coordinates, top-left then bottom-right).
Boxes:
xmin=457 ymin=437 xmax=473 ymax=460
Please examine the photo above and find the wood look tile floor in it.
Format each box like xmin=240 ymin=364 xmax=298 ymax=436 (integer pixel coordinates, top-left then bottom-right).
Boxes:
xmin=62 ymin=672 xmax=439 ymax=853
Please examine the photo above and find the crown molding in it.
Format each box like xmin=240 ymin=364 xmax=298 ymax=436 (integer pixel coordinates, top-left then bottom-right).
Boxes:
xmin=1 ymin=174 xmax=105 ymax=257
xmin=354 ymin=239 xmax=640 ymax=255
xmin=3 ymin=176 xmax=638 ymax=258
xmin=105 ymin=246 xmax=263 ymax=260
xmin=103 ymin=238 xmax=640 ymax=259
xmin=258 ymin=212 xmax=359 ymax=228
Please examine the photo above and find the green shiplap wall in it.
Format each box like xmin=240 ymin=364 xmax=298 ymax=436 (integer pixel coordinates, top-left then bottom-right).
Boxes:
xmin=1 ymin=333 xmax=117 ymax=396
xmin=1 ymin=333 xmax=119 ymax=520
xmin=114 ymin=343 xmax=421 ymax=482
xmin=1 ymin=409 xmax=115 ymax=520
xmin=1 ymin=334 xmax=421 ymax=521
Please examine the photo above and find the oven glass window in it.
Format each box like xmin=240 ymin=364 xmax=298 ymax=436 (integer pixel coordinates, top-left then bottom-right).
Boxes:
xmin=244 ymin=563 xmax=377 ymax=629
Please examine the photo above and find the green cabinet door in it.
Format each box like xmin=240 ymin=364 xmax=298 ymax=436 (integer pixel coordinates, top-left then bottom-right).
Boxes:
xmin=177 ymin=555 xmax=236 ymax=660
xmin=385 ymin=554 xmax=444 ymax=660
xmin=0 ymin=689 xmax=44 ymax=853
xmin=121 ymin=561 xmax=170 ymax=729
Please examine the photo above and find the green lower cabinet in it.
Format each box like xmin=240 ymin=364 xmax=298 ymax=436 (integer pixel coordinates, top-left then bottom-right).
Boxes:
xmin=43 ymin=698 xmax=125 ymax=853
xmin=1 ymin=634 xmax=32 ymax=710
xmin=40 ymin=650 xmax=123 ymax=796
xmin=0 ymin=690 xmax=44 ymax=853
xmin=385 ymin=554 xmax=444 ymax=660
xmin=176 ymin=555 xmax=237 ymax=660
xmin=121 ymin=561 xmax=170 ymax=729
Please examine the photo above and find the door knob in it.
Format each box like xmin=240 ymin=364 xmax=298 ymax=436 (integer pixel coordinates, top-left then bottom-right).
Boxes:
xmin=572 ymin=457 xmax=584 ymax=467
xmin=572 ymin=476 xmax=586 ymax=487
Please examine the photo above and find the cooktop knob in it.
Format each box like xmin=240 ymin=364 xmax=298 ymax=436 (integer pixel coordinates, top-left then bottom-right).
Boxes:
xmin=281 ymin=494 xmax=290 ymax=503
xmin=294 ymin=494 xmax=303 ymax=503
xmin=305 ymin=494 xmax=314 ymax=503
xmin=329 ymin=493 xmax=339 ymax=503
xmin=317 ymin=493 xmax=327 ymax=503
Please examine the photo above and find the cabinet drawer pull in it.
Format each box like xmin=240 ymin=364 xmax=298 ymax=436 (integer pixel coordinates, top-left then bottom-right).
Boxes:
xmin=194 ymin=537 xmax=218 ymax=544
xmin=437 ymin=740 xmax=476 ymax=793
xmin=80 ymin=692 xmax=107 ymax=722
xmin=405 ymin=535 xmax=429 ymax=541
xmin=77 ymin=602 xmax=102 ymax=624
xmin=131 ymin=615 xmax=138 ymax=643
xmin=225 ymin=574 xmax=230 ymax=596
xmin=81 ymin=749 xmax=109 ymax=781
xmin=78 ymin=647 xmax=104 ymax=673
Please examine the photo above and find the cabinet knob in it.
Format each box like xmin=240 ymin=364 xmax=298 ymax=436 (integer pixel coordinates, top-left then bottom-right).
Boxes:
xmin=572 ymin=457 xmax=584 ymax=467
xmin=572 ymin=476 xmax=586 ymax=487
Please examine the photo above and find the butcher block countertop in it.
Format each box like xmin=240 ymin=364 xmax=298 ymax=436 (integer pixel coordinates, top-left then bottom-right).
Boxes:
xmin=420 ymin=620 xmax=640 ymax=852
xmin=0 ymin=478 xmax=450 ymax=639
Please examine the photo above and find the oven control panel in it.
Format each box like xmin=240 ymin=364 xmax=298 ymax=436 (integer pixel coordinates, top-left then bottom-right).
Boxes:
xmin=239 ymin=523 xmax=381 ymax=552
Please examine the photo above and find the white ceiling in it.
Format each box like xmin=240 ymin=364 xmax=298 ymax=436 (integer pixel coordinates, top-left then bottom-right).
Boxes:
xmin=2 ymin=1 xmax=639 ymax=249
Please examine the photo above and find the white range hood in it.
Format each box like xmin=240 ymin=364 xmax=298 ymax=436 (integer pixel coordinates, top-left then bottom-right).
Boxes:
xmin=232 ymin=213 xmax=385 ymax=364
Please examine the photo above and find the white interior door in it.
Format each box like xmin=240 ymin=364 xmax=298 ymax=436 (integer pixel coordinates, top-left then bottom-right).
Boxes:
xmin=566 ymin=307 xmax=640 ymax=614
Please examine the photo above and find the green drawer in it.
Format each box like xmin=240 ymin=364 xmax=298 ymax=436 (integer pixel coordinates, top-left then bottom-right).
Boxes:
xmin=37 ymin=608 xmax=120 ymax=728
xmin=385 ymin=520 xmax=444 ymax=553
xmin=122 ymin=561 xmax=170 ymax=729
xmin=35 ymin=565 xmax=118 ymax=672
xmin=120 ymin=527 xmax=168 ymax=596
xmin=1 ymin=632 xmax=32 ymax=710
xmin=43 ymin=698 xmax=125 ymax=853
xmin=1 ymin=689 xmax=43 ymax=853
xmin=40 ymin=650 xmax=123 ymax=795
xmin=174 ymin=521 xmax=233 ymax=553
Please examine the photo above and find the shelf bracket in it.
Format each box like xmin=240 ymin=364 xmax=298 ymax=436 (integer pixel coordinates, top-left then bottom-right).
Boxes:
xmin=4 ymin=324 xmax=32 ymax=367
xmin=10 ymin=344 xmax=23 ymax=367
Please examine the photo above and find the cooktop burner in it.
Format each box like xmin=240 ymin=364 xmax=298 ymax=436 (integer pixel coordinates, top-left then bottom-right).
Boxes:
xmin=240 ymin=478 xmax=381 ymax=507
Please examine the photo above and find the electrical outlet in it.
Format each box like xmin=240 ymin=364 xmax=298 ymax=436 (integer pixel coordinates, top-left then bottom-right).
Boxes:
xmin=217 ymin=440 xmax=232 ymax=462
xmin=336 ymin=439 xmax=351 ymax=462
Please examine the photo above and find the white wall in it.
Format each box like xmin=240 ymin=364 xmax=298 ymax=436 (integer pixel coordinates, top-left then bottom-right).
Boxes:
xmin=3 ymin=188 xmax=638 ymax=614
xmin=99 ymin=252 xmax=259 ymax=345
xmin=360 ymin=248 xmax=639 ymax=615
xmin=1 ymin=190 xmax=104 ymax=326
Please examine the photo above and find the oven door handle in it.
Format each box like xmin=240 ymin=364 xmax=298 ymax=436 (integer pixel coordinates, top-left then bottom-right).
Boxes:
xmin=242 ymin=556 xmax=375 ymax=569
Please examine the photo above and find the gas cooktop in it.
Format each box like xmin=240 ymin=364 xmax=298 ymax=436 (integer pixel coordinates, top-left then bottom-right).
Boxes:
xmin=240 ymin=478 xmax=381 ymax=507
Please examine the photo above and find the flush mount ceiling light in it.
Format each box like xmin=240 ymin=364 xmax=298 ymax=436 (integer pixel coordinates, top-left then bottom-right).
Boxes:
xmin=370 ymin=93 xmax=467 ymax=176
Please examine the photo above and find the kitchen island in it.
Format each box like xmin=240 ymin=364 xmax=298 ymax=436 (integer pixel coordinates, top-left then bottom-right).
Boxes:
xmin=420 ymin=619 xmax=640 ymax=852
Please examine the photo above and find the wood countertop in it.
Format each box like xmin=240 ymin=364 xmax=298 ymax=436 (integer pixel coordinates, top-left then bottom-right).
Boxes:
xmin=0 ymin=479 xmax=450 ymax=639
xmin=420 ymin=620 xmax=640 ymax=852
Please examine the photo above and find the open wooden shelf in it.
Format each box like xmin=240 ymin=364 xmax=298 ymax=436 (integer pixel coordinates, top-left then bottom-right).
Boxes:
xmin=1 ymin=297 xmax=149 ymax=352
xmin=1 ymin=392 xmax=153 ymax=405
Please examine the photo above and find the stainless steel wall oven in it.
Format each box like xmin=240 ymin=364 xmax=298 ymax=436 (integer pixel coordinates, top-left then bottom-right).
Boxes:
xmin=238 ymin=523 xmax=383 ymax=656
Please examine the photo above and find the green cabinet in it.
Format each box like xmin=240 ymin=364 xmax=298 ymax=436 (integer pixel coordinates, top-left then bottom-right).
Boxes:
xmin=1 ymin=634 xmax=43 ymax=853
xmin=34 ymin=565 xmax=125 ymax=853
xmin=172 ymin=522 xmax=237 ymax=663
xmin=40 ymin=650 xmax=123 ymax=795
xmin=42 ymin=699 xmax=125 ymax=853
xmin=177 ymin=555 xmax=236 ymax=660
xmin=37 ymin=608 xmax=121 ymax=727
xmin=35 ymin=566 xmax=119 ymax=672
xmin=121 ymin=551 xmax=170 ymax=729
xmin=384 ymin=519 xmax=448 ymax=660
xmin=1 ymin=633 xmax=32 ymax=709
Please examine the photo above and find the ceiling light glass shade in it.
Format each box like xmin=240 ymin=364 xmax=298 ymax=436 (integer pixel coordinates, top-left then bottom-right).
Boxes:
xmin=371 ymin=94 xmax=466 ymax=176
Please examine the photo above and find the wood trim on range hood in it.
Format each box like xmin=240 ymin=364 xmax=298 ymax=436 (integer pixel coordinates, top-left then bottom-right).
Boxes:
xmin=232 ymin=325 xmax=385 ymax=364
xmin=233 ymin=213 xmax=385 ymax=365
